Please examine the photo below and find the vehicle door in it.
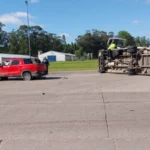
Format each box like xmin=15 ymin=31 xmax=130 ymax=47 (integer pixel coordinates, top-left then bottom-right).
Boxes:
xmin=23 ymin=58 xmax=36 ymax=72
xmin=9 ymin=60 xmax=21 ymax=76
xmin=32 ymin=58 xmax=46 ymax=72
xmin=0 ymin=61 xmax=10 ymax=77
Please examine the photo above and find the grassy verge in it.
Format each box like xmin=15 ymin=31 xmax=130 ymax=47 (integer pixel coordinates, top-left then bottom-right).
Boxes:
xmin=49 ymin=59 xmax=98 ymax=72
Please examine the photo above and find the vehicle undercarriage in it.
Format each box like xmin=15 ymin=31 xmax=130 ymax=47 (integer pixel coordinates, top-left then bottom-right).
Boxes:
xmin=98 ymin=46 xmax=150 ymax=75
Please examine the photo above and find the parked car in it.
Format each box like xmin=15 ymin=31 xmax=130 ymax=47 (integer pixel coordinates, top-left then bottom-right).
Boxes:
xmin=0 ymin=58 xmax=47 ymax=81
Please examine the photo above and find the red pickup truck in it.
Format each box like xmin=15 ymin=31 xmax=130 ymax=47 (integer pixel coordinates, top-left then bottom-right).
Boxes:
xmin=0 ymin=58 xmax=47 ymax=81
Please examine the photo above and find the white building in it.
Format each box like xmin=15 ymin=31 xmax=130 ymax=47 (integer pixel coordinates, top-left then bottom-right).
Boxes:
xmin=38 ymin=51 xmax=78 ymax=62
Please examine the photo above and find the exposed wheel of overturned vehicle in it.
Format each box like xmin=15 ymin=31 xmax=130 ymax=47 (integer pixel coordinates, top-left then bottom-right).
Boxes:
xmin=98 ymin=55 xmax=106 ymax=73
xmin=127 ymin=68 xmax=136 ymax=75
xmin=99 ymin=68 xmax=105 ymax=73
xmin=127 ymin=46 xmax=137 ymax=54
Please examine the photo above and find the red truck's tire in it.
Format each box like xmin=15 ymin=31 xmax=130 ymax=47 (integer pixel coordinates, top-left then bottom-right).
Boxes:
xmin=22 ymin=72 xmax=32 ymax=81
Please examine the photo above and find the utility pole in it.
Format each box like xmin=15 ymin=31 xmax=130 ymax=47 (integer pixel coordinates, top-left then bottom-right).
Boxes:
xmin=25 ymin=0 xmax=31 ymax=57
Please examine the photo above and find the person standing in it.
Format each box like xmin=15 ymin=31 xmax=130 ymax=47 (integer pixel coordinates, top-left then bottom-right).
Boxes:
xmin=107 ymin=40 xmax=116 ymax=59
xmin=35 ymin=56 xmax=41 ymax=64
xmin=42 ymin=57 xmax=49 ymax=74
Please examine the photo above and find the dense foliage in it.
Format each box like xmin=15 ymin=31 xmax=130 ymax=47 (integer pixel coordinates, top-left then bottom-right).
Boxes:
xmin=0 ymin=23 xmax=150 ymax=58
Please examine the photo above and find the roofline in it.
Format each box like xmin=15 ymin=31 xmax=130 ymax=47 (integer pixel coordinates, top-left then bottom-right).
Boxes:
xmin=39 ymin=50 xmax=76 ymax=56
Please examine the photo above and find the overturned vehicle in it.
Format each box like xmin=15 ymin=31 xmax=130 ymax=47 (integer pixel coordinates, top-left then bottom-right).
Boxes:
xmin=98 ymin=37 xmax=150 ymax=75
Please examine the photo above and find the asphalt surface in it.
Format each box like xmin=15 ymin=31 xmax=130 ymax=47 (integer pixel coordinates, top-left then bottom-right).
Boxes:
xmin=0 ymin=71 xmax=150 ymax=149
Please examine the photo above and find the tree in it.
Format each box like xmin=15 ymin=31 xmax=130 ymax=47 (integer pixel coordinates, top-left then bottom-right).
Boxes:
xmin=134 ymin=36 xmax=150 ymax=47
xmin=7 ymin=25 xmax=64 ymax=56
xmin=75 ymin=47 xmax=84 ymax=58
xmin=76 ymin=29 xmax=108 ymax=58
xmin=62 ymin=34 xmax=66 ymax=45
xmin=134 ymin=36 xmax=141 ymax=47
xmin=117 ymin=30 xmax=135 ymax=46
xmin=9 ymin=30 xmax=20 ymax=54
xmin=0 ymin=22 xmax=9 ymax=50
xmin=147 ymin=38 xmax=150 ymax=47
xmin=63 ymin=42 xmax=78 ymax=54
xmin=0 ymin=22 xmax=4 ymax=32
xmin=1 ymin=21 xmax=150 ymax=56
xmin=15 ymin=25 xmax=28 ymax=54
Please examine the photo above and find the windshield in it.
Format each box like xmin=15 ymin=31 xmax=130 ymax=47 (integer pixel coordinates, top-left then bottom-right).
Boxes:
xmin=116 ymin=40 xmax=125 ymax=47
xmin=108 ymin=39 xmax=125 ymax=48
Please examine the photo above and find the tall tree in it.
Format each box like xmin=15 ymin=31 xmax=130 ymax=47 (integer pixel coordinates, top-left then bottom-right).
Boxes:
xmin=135 ymin=36 xmax=150 ymax=47
xmin=0 ymin=22 xmax=4 ymax=32
xmin=62 ymin=34 xmax=66 ymax=45
xmin=76 ymin=29 xmax=108 ymax=58
xmin=63 ymin=42 xmax=78 ymax=54
xmin=0 ymin=23 xmax=8 ymax=47
xmin=0 ymin=22 xmax=9 ymax=53
xmin=117 ymin=30 xmax=135 ymax=46
xmin=16 ymin=25 xmax=28 ymax=54
xmin=7 ymin=25 xmax=64 ymax=56
xmin=9 ymin=30 xmax=20 ymax=54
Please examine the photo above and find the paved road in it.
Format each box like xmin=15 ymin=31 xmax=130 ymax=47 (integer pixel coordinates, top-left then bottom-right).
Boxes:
xmin=0 ymin=71 xmax=150 ymax=149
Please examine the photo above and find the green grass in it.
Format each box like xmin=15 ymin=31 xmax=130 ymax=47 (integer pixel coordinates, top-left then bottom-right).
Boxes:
xmin=49 ymin=59 xmax=98 ymax=72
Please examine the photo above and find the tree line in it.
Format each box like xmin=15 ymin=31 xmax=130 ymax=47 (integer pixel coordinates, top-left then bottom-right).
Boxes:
xmin=0 ymin=22 xmax=150 ymax=58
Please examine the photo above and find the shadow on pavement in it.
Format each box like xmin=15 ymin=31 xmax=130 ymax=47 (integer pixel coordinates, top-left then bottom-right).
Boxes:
xmin=100 ymin=72 xmax=150 ymax=77
xmin=0 ymin=76 xmax=63 ymax=81
xmin=36 ymin=77 xmax=63 ymax=80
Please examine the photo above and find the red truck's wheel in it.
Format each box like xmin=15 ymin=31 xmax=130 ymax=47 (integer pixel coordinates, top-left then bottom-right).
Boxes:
xmin=23 ymin=72 xmax=32 ymax=81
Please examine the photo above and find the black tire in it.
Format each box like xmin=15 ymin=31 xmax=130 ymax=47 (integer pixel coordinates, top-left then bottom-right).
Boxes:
xmin=22 ymin=72 xmax=32 ymax=81
xmin=127 ymin=68 xmax=136 ymax=75
xmin=127 ymin=46 xmax=137 ymax=54
xmin=98 ymin=69 xmax=105 ymax=73
xmin=98 ymin=56 xmax=106 ymax=73
xmin=1 ymin=77 xmax=8 ymax=80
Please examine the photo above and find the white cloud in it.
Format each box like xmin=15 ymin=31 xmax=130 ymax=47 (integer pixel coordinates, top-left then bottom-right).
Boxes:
xmin=0 ymin=12 xmax=35 ymax=26
xmin=31 ymin=0 xmax=40 ymax=3
xmin=59 ymin=33 xmax=70 ymax=38
xmin=0 ymin=14 xmax=23 ymax=25
xmin=12 ymin=12 xmax=34 ymax=19
xmin=132 ymin=20 xmax=140 ymax=24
